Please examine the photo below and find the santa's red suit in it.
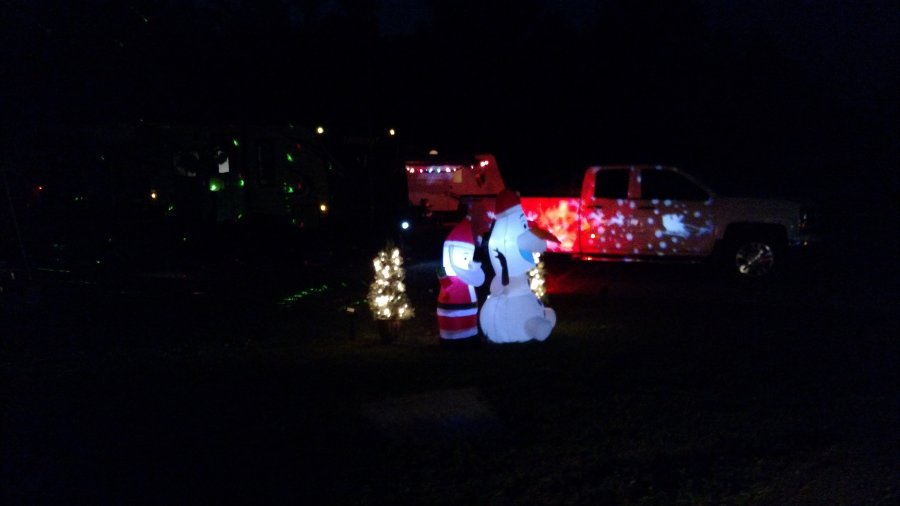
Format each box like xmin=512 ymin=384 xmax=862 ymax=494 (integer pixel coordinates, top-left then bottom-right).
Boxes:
xmin=437 ymin=275 xmax=479 ymax=340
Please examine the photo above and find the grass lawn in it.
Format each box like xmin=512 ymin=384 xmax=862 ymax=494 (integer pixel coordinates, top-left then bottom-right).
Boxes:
xmin=2 ymin=253 xmax=897 ymax=505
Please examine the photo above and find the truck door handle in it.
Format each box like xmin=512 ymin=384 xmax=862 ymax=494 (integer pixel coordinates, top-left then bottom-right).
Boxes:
xmin=587 ymin=205 xmax=602 ymax=209
xmin=637 ymin=205 xmax=656 ymax=210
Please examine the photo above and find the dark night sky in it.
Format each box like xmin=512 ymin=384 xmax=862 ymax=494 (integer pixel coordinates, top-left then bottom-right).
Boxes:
xmin=381 ymin=0 xmax=896 ymax=112
xmin=1 ymin=0 xmax=897 ymax=203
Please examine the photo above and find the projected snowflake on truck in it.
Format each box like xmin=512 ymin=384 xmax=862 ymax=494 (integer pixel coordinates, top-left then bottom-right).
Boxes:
xmin=521 ymin=197 xmax=715 ymax=256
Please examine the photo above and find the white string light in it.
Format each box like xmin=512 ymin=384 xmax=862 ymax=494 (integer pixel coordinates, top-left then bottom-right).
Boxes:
xmin=368 ymin=245 xmax=414 ymax=321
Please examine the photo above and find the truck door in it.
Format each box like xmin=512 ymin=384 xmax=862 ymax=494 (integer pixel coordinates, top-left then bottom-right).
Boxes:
xmin=632 ymin=167 xmax=715 ymax=256
xmin=578 ymin=167 xmax=639 ymax=255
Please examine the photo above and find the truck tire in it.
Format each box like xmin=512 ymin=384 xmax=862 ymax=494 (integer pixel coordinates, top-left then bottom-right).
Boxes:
xmin=722 ymin=227 xmax=787 ymax=279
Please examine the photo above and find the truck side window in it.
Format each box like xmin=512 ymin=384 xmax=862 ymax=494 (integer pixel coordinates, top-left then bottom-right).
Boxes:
xmin=593 ymin=169 xmax=630 ymax=199
xmin=641 ymin=169 xmax=709 ymax=201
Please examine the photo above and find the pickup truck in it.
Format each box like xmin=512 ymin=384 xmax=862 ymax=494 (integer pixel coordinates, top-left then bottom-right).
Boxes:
xmin=519 ymin=165 xmax=815 ymax=277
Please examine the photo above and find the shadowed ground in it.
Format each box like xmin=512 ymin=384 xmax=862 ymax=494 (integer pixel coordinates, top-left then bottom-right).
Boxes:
xmin=1 ymin=237 xmax=897 ymax=504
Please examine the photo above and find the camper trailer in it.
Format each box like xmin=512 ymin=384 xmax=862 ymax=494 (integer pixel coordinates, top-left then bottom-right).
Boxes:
xmin=403 ymin=153 xmax=505 ymax=238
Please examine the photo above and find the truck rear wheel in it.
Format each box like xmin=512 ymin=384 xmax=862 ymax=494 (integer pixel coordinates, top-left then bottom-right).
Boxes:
xmin=733 ymin=240 xmax=776 ymax=277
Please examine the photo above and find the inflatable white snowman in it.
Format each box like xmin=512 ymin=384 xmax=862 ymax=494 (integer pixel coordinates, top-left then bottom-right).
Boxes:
xmin=480 ymin=189 xmax=558 ymax=343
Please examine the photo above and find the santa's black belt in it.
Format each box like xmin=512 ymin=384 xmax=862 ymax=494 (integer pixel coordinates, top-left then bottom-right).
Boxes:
xmin=437 ymin=302 xmax=478 ymax=310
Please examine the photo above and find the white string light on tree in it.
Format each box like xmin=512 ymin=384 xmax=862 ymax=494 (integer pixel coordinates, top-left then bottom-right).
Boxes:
xmin=528 ymin=252 xmax=548 ymax=301
xmin=368 ymin=244 xmax=413 ymax=321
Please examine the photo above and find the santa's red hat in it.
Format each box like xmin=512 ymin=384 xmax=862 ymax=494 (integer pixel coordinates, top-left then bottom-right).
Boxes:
xmin=444 ymin=218 xmax=475 ymax=250
xmin=494 ymin=189 xmax=521 ymax=217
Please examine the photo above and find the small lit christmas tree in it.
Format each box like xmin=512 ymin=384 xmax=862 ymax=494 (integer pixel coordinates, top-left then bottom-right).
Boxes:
xmin=368 ymin=244 xmax=414 ymax=321
xmin=528 ymin=252 xmax=548 ymax=301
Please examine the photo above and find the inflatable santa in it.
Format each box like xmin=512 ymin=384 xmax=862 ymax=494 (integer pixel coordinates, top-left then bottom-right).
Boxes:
xmin=437 ymin=218 xmax=485 ymax=342
xmin=480 ymin=189 xmax=558 ymax=343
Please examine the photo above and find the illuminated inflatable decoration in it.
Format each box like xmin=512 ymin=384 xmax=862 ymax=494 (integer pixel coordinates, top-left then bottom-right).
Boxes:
xmin=437 ymin=219 xmax=485 ymax=341
xmin=480 ymin=190 xmax=558 ymax=343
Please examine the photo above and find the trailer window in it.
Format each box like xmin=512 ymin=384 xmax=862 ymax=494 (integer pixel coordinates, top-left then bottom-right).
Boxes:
xmin=593 ymin=169 xmax=630 ymax=199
